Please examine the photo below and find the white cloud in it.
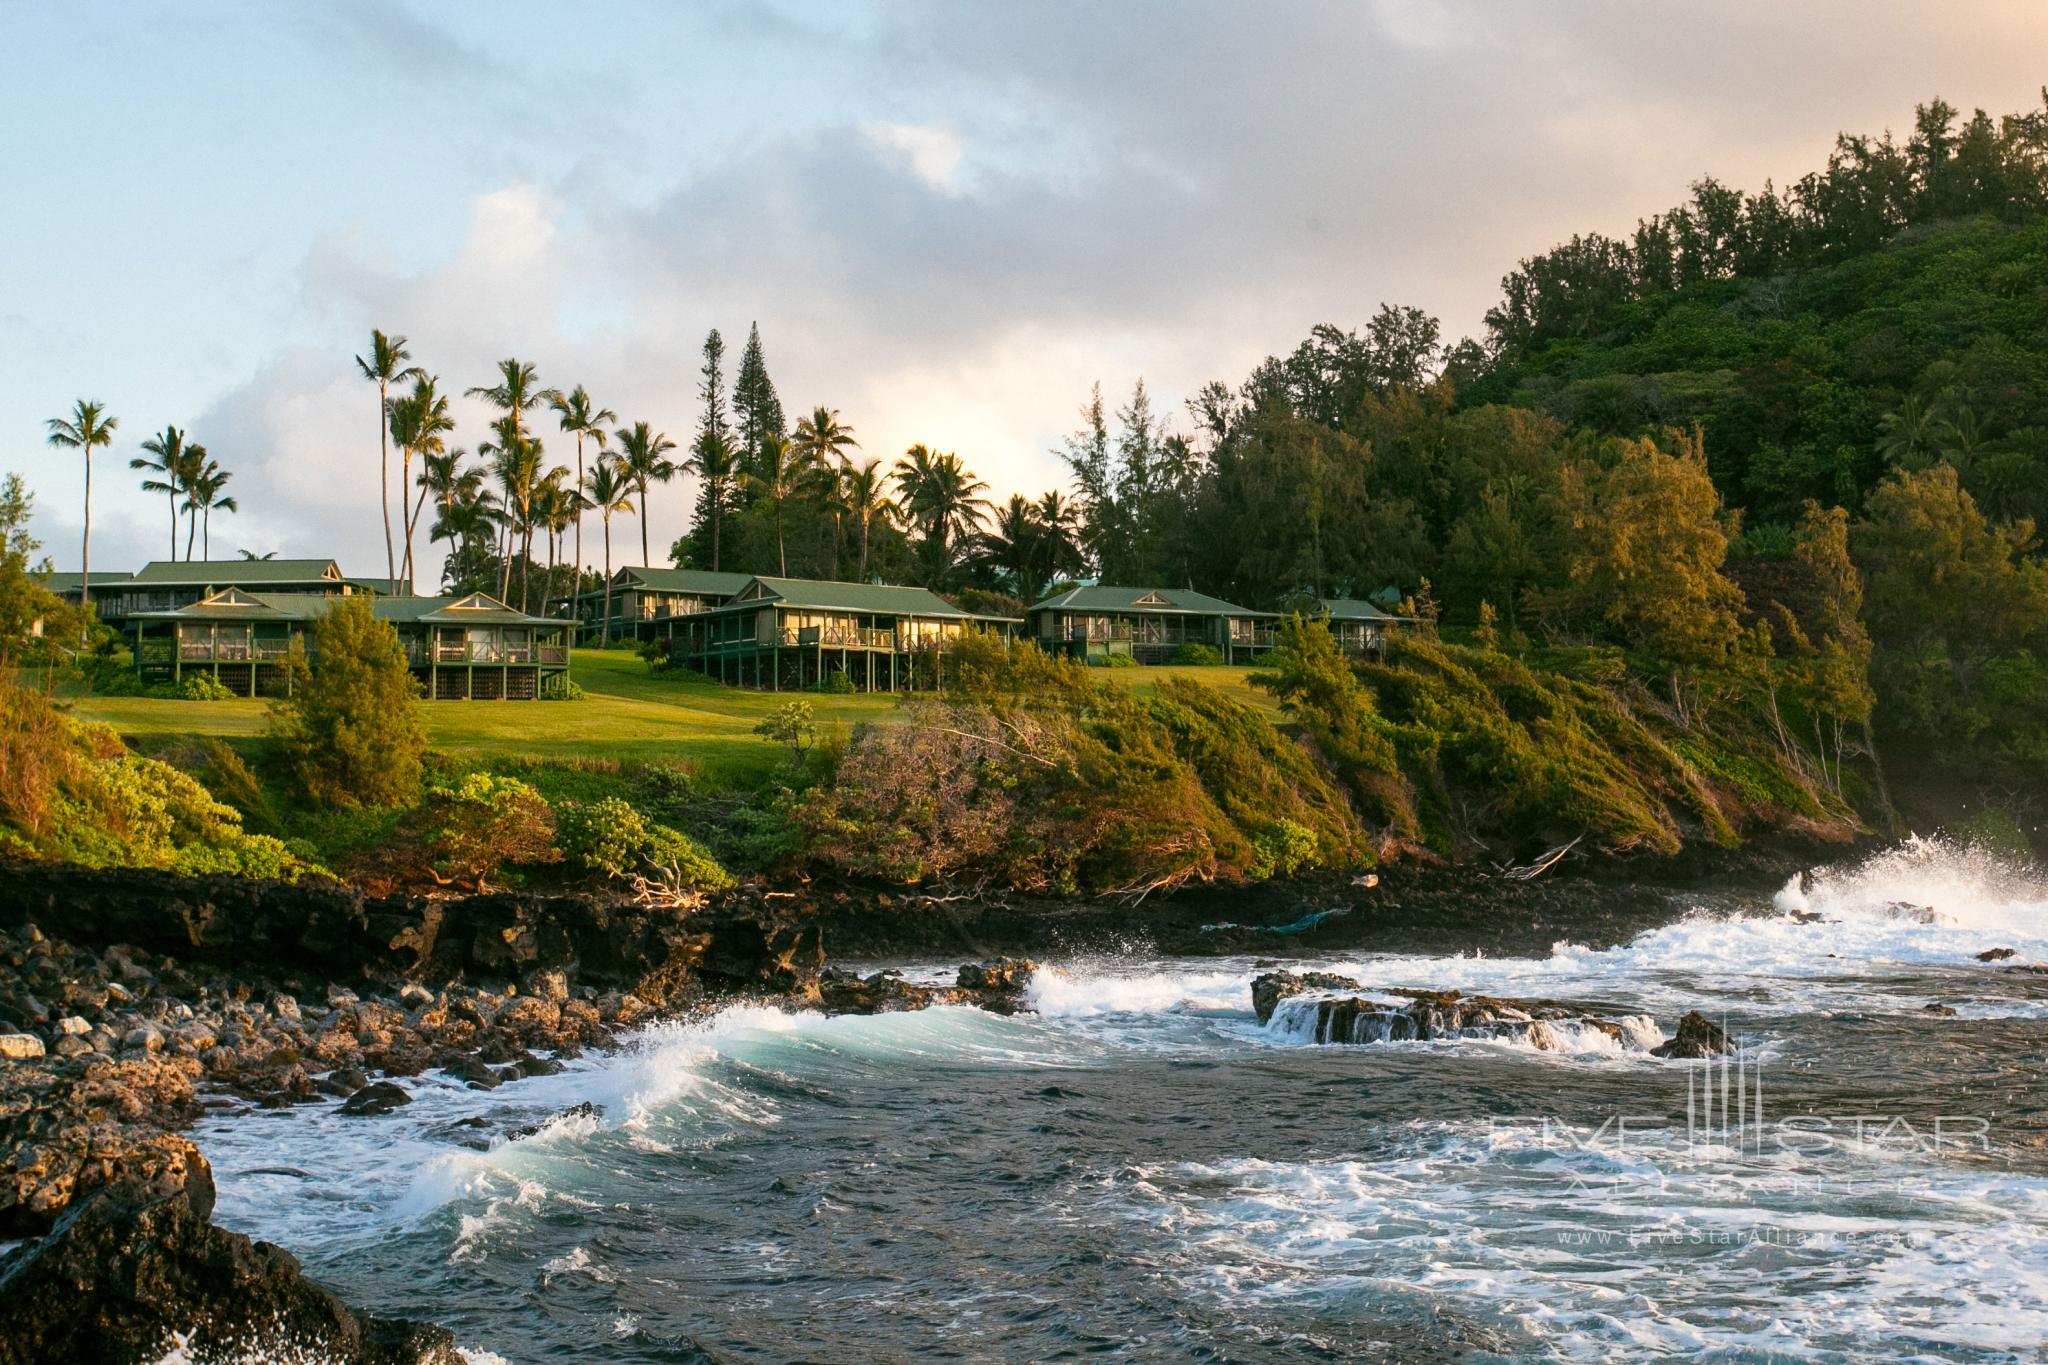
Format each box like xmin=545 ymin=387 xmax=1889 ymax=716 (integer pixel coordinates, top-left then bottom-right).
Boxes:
xmin=861 ymin=121 xmax=967 ymax=194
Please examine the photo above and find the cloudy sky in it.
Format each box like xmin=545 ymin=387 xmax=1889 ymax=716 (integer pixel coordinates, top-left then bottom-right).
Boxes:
xmin=6 ymin=1 xmax=2046 ymax=584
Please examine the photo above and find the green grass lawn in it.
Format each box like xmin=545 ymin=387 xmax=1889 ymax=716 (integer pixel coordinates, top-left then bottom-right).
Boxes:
xmin=61 ymin=650 xmax=1279 ymax=785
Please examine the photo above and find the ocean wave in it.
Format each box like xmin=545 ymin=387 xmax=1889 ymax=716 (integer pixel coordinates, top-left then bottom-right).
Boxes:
xmin=1103 ymin=1120 xmax=2048 ymax=1361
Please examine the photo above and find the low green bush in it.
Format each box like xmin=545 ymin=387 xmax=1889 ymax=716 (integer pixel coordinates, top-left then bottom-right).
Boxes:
xmin=813 ymin=669 xmax=857 ymax=694
xmin=179 ymin=673 xmax=238 ymax=701
xmin=555 ymin=795 xmax=733 ymax=891
xmin=1170 ymin=643 xmax=1226 ymax=666
xmin=1094 ymin=652 xmax=1139 ymax=668
xmin=413 ymin=773 xmax=558 ymax=890
xmin=539 ymin=676 xmax=585 ymax=701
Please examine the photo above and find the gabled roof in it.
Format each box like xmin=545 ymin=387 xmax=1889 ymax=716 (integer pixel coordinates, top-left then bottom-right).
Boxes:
xmin=126 ymin=558 xmax=348 ymax=586
xmin=613 ymin=566 xmax=755 ymax=595
xmin=728 ymin=576 xmax=1017 ymax=620
xmin=1029 ymin=584 xmax=1268 ymax=617
xmin=133 ymin=589 xmax=568 ymax=627
xmin=374 ymin=593 xmax=569 ymax=626
xmin=1316 ymin=597 xmax=1403 ymax=623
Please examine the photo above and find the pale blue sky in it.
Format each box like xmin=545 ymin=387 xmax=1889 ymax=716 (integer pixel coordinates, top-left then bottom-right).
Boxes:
xmin=7 ymin=0 xmax=2047 ymax=581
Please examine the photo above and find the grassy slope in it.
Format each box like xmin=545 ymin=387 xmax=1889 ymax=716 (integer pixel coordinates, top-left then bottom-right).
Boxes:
xmin=61 ymin=650 xmax=1278 ymax=787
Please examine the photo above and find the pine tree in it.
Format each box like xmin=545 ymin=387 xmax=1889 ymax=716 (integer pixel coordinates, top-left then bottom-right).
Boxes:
xmin=732 ymin=322 xmax=786 ymax=476
xmin=689 ymin=330 xmax=734 ymax=569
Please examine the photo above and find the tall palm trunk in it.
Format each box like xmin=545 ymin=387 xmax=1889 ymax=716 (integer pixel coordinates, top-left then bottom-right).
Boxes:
xmin=80 ymin=451 xmax=92 ymax=625
xmin=574 ymin=433 xmax=586 ymax=578
xmin=859 ymin=515 xmax=871 ymax=581
xmin=379 ymin=378 xmax=396 ymax=595
xmin=638 ymin=478 xmax=651 ymax=567
xmin=166 ymin=485 xmax=178 ymax=560
xmin=601 ymin=513 xmax=614 ymax=645
xmin=185 ymin=505 xmax=198 ymax=560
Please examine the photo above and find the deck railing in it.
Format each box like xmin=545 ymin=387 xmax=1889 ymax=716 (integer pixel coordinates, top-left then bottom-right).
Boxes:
xmin=796 ymin=624 xmax=895 ymax=648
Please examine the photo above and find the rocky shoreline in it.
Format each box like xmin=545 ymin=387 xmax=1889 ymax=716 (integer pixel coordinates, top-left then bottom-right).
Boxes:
xmin=0 ymin=844 xmax=1805 ymax=1362
xmin=0 ymin=862 xmax=1035 ymax=1363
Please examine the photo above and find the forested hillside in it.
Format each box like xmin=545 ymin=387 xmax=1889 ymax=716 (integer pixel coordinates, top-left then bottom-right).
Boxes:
xmin=1055 ymin=94 xmax=2048 ymax=802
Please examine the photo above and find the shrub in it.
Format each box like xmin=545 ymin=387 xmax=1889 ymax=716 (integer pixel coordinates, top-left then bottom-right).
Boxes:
xmin=1170 ymin=643 xmax=1226 ymax=666
xmin=813 ymin=668 xmax=857 ymax=694
xmin=1095 ymin=652 xmax=1139 ymax=668
xmin=268 ymin=598 xmax=427 ymax=810
xmin=179 ymin=673 xmax=238 ymax=701
xmin=0 ymin=681 xmax=327 ymax=881
xmin=754 ymin=700 xmax=817 ymax=762
xmin=555 ymin=796 xmax=732 ymax=891
xmin=539 ymin=676 xmax=585 ymax=701
xmin=414 ymin=773 xmax=557 ymax=890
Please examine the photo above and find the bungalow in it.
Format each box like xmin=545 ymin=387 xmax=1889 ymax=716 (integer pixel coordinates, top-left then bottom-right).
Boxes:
xmin=666 ymin=575 xmax=1022 ymax=690
xmin=132 ymin=589 xmax=571 ymax=700
xmin=1026 ymin=585 xmax=1277 ymax=664
xmin=546 ymin=566 xmax=754 ymax=645
xmin=1313 ymin=597 xmax=1410 ymax=654
xmin=91 ymin=559 xmax=369 ymax=627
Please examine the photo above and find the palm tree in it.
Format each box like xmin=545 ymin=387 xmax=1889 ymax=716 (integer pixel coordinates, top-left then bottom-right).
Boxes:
xmin=794 ymin=407 xmax=860 ymax=577
xmin=466 ymin=358 xmax=554 ymax=438
xmin=1876 ymin=395 xmax=1946 ymax=471
xmin=1034 ymin=489 xmax=1085 ymax=586
xmin=892 ymin=444 xmax=991 ymax=585
xmin=530 ymin=466 xmax=578 ymax=607
xmin=185 ymin=458 xmax=237 ymax=559
xmin=356 ymin=330 xmax=423 ymax=594
xmin=550 ymin=385 xmax=615 ymax=582
xmin=745 ymin=433 xmax=815 ymax=576
xmin=840 ymin=458 xmax=897 ymax=582
xmin=132 ymin=425 xmax=191 ymax=559
xmin=684 ymin=429 xmax=737 ymax=570
xmin=613 ymin=422 xmax=678 ymax=568
xmin=387 ymin=374 xmax=456 ymax=594
xmin=792 ymin=406 xmax=859 ymax=466
xmin=582 ymin=457 xmax=635 ymax=643
xmin=236 ymin=549 xmax=279 ymax=560
xmin=45 ymin=399 xmax=118 ymax=622
xmin=976 ymin=494 xmax=1049 ymax=600
xmin=481 ymin=421 xmax=546 ymax=610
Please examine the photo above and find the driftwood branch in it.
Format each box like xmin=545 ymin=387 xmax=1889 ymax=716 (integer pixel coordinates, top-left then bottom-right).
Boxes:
xmin=1500 ymin=834 xmax=1584 ymax=882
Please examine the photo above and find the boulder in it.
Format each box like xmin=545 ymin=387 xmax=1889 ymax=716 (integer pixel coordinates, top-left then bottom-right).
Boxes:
xmin=1978 ymin=947 xmax=2017 ymax=962
xmin=1651 ymin=1010 xmax=1735 ymax=1058
xmin=338 ymin=1082 xmax=413 ymax=1117
xmin=1250 ymin=970 xmax=1364 ymax=1025
xmin=0 ymin=1035 xmax=44 ymax=1061
xmin=0 ymin=1177 xmax=460 ymax=1364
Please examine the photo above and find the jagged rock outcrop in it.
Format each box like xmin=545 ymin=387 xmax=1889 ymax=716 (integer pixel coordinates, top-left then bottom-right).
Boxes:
xmin=818 ymin=959 xmax=1038 ymax=1015
xmin=1250 ymin=971 xmax=1671 ymax=1053
xmin=1650 ymin=1009 xmax=1736 ymax=1058
xmin=0 ymin=1163 xmax=459 ymax=1364
xmin=0 ymin=860 xmax=821 ymax=1009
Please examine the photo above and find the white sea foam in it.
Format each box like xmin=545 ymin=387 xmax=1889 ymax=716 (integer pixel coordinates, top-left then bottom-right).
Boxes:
xmin=1107 ymin=1120 xmax=2048 ymax=1361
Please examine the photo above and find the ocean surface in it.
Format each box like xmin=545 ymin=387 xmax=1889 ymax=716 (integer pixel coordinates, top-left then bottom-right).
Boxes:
xmin=185 ymin=838 xmax=2048 ymax=1362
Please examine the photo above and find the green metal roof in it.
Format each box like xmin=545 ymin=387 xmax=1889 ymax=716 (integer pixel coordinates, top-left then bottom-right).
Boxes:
xmin=126 ymin=558 xmax=347 ymax=586
xmin=1316 ymin=597 xmax=1401 ymax=622
xmin=727 ymin=576 xmax=1018 ymax=620
xmin=616 ymin=566 xmax=755 ymax=595
xmin=1028 ymin=584 xmax=1267 ymax=617
xmin=132 ymin=589 xmax=567 ymax=627
xmin=38 ymin=571 xmax=130 ymax=591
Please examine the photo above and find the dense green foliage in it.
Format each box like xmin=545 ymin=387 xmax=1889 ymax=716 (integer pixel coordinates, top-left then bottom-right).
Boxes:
xmin=555 ymin=795 xmax=733 ymax=892
xmin=1256 ymin=620 xmax=1849 ymax=858
xmin=0 ymin=681 xmax=324 ymax=880
xmin=797 ymin=636 xmax=1367 ymax=893
xmin=410 ymin=772 xmax=558 ymax=891
xmin=268 ymin=597 xmax=428 ymax=809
